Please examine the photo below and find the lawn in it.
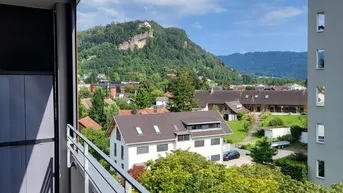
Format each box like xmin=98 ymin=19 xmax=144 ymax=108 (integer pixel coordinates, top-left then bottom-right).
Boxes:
xmin=224 ymin=120 xmax=250 ymax=144
xmin=259 ymin=115 xmax=307 ymax=128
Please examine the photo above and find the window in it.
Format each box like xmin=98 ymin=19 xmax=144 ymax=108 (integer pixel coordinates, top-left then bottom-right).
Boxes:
xmin=265 ymin=95 xmax=269 ymax=99
xmin=211 ymin=154 xmax=220 ymax=161
xmin=153 ymin=125 xmax=161 ymax=133
xmin=255 ymin=95 xmax=258 ymax=98
xmin=317 ymin=12 xmax=325 ymax=32
xmin=137 ymin=146 xmax=149 ymax=154
xmin=157 ymin=144 xmax=168 ymax=152
xmin=121 ymin=164 xmax=124 ymax=169
xmin=121 ymin=145 xmax=124 ymax=160
xmin=136 ymin=127 xmax=143 ymax=135
xmin=114 ymin=143 xmax=117 ymax=157
xmin=317 ymin=160 xmax=325 ymax=178
xmin=245 ymin=95 xmax=249 ymax=99
xmin=317 ymin=49 xmax=325 ymax=69
xmin=316 ymin=86 xmax=325 ymax=107
xmin=116 ymin=128 xmax=121 ymax=141
xmin=316 ymin=123 xmax=325 ymax=143
xmin=194 ymin=140 xmax=205 ymax=147
xmin=178 ymin=134 xmax=190 ymax=141
xmin=211 ymin=138 xmax=220 ymax=145
xmin=173 ymin=125 xmax=179 ymax=131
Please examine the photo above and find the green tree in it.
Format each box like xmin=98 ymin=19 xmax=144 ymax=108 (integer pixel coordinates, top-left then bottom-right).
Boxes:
xmin=79 ymin=86 xmax=92 ymax=98
xmin=78 ymin=97 xmax=88 ymax=119
xmin=268 ymin=117 xmax=284 ymax=127
xmin=136 ymin=87 xmax=151 ymax=109
xmin=113 ymin=72 xmax=120 ymax=81
xmin=151 ymin=89 xmax=164 ymax=101
xmin=212 ymin=105 xmax=219 ymax=111
xmin=86 ymin=72 xmax=99 ymax=84
xmin=169 ymin=68 xmax=198 ymax=112
xmin=116 ymin=98 xmax=134 ymax=110
xmin=89 ymin=87 xmax=105 ymax=126
xmin=245 ymin=86 xmax=256 ymax=90
xmin=104 ymin=103 xmax=119 ymax=129
xmin=243 ymin=122 xmax=251 ymax=132
xmin=250 ymin=137 xmax=278 ymax=164
xmin=124 ymin=85 xmax=136 ymax=94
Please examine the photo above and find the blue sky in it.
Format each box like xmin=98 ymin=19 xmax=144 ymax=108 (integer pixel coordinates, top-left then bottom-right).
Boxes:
xmin=77 ymin=0 xmax=308 ymax=55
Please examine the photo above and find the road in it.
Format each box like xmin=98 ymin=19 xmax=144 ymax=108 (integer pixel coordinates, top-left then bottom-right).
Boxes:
xmin=222 ymin=147 xmax=294 ymax=168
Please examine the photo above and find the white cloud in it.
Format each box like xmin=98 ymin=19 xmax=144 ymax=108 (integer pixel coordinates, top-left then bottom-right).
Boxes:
xmin=259 ymin=7 xmax=305 ymax=26
xmin=192 ymin=22 xmax=203 ymax=29
xmin=240 ymin=50 xmax=247 ymax=54
xmin=125 ymin=0 xmax=225 ymax=15
xmin=83 ymin=0 xmax=114 ymax=5
xmin=77 ymin=12 xmax=96 ymax=29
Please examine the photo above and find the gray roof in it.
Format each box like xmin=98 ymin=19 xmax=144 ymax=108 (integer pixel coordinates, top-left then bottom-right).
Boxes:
xmin=225 ymin=101 xmax=250 ymax=114
xmin=195 ymin=90 xmax=307 ymax=108
xmin=156 ymin=97 xmax=169 ymax=101
xmin=109 ymin=111 xmax=232 ymax=145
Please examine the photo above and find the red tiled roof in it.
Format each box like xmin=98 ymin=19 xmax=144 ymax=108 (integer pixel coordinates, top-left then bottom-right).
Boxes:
xmin=104 ymin=98 xmax=115 ymax=105
xmin=81 ymin=98 xmax=92 ymax=109
xmin=165 ymin=91 xmax=173 ymax=98
xmin=167 ymin=74 xmax=176 ymax=77
xmin=78 ymin=116 xmax=102 ymax=131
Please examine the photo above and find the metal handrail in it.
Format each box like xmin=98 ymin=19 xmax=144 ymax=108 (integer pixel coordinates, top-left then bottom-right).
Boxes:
xmin=67 ymin=124 xmax=149 ymax=193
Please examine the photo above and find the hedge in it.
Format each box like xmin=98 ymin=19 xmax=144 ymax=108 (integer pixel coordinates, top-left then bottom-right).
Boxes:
xmin=274 ymin=156 xmax=307 ymax=181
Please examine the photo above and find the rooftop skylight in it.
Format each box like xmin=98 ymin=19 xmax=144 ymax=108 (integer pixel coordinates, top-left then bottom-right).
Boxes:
xmin=136 ymin=127 xmax=143 ymax=135
xmin=153 ymin=125 xmax=161 ymax=133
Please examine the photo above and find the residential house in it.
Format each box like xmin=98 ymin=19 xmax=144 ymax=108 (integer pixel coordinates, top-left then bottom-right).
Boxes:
xmin=81 ymin=98 xmax=116 ymax=110
xmin=281 ymin=83 xmax=306 ymax=91
xmin=222 ymin=101 xmax=250 ymax=121
xmin=105 ymin=111 xmax=232 ymax=171
xmin=195 ymin=89 xmax=307 ymax=114
xmin=156 ymin=97 xmax=169 ymax=107
xmin=118 ymin=108 xmax=169 ymax=116
xmin=78 ymin=116 xmax=102 ymax=131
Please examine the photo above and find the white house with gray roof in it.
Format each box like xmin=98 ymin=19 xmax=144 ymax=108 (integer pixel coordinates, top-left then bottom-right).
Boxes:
xmin=105 ymin=111 xmax=232 ymax=170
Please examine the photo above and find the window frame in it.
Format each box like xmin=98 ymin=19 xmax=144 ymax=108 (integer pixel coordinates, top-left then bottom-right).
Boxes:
xmin=211 ymin=138 xmax=220 ymax=146
xmin=317 ymin=160 xmax=325 ymax=179
xmin=316 ymin=86 xmax=325 ymax=107
xmin=116 ymin=128 xmax=121 ymax=141
xmin=316 ymin=49 xmax=325 ymax=69
xmin=316 ymin=123 xmax=325 ymax=144
xmin=157 ymin=144 xmax=168 ymax=152
xmin=317 ymin=12 xmax=325 ymax=33
xmin=178 ymin=134 xmax=190 ymax=141
xmin=114 ymin=143 xmax=117 ymax=157
xmin=137 ymin=146 xmax=149 ymax=154
xmin=211 ymin=154 xmax=220 ymax=161
xmin=194 ymin=140 xmax=205 ymax=147
xmin=121 ymin=145 xmax=124 ymax=160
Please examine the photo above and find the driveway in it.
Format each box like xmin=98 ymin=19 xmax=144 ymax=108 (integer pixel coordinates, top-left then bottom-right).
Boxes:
xmin=222 ymin=148 xmax=294 ymax=168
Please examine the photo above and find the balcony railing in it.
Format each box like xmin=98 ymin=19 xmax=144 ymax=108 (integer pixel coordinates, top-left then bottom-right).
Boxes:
xmin=67 ymin=124 xmax=149 ymax=193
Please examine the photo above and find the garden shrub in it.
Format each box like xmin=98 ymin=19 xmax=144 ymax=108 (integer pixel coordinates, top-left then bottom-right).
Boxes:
xmin=255 ymin=129 xmax=265 ymax=137
xmin=277 ymin=134 xmax=293 ymax=142
xmin=291 ymin=125 xmax=303 ymax=142
xmin=268 ymin=117 xmax=284 ymax=127
xmin=236 ymin=112 xmax=245 ymax=120
xmin=274 ymin=156 xmax=308 ymax=181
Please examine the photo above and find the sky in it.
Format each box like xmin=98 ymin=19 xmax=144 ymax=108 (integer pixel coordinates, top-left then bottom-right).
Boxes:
xmin=77 ymin=0 xmax=308 ymax=55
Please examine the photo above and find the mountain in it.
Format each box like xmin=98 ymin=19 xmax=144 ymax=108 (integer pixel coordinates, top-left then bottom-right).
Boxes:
xmin=218 ymin=52 xmax=307 ymax=80
xmin=78 ymin=20 xmax=241 ymax=85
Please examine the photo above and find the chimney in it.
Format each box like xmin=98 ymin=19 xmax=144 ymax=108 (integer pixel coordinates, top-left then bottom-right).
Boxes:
xmin=90 ymin=83 xmax=95 ymax=93
xmin=111 ymin=87 xmax=117 ymax=98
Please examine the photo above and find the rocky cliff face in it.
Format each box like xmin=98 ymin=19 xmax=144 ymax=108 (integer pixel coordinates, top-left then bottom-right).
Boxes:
xmin=119 ymin=22 xmax=153 ymax=51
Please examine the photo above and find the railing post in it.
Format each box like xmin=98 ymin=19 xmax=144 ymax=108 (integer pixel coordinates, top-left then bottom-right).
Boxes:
xmin=125 ymin=180 xmax=132 ymax=193
xmin=84 ymin=143 xmax=89 ymax=193
xmin=67 ymin=125 xmax=71 ymax=168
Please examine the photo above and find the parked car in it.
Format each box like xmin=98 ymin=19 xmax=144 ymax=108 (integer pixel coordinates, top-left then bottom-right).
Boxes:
xmin=223 ymin=150 xmax=240 ymax=161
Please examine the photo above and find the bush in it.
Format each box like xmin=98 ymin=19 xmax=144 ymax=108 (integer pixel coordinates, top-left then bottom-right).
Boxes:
xmin=247 ymin=113 xmax=258 ymax=122
xmin=268 ymin=117 xmax=284 ymax=127
xmin=290 ymin=153 xmax=307 ymax=162
xmin=262 ymin=112 xmax=272 ymax=119
xmin=242 ymin=122 xmax=251 ymax=132
xmin=255 ymin=129 xmax=265 ymax=137
xmin=277 ymin=134 xmax=293 ymax=142
xmin=291 ymin=125 xmax=303 ymax=142
xmin=236 ymin=112 xmax=245 ymax=120
xmin=274 ymin=156 xmax=307 ymax=181
xmin=240 ymin=143 xmax=255 ymax=151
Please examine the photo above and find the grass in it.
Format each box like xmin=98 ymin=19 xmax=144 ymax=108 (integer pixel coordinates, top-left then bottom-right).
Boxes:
xmin=224 ymin=120 xmax=251 ymax=144
xmin=259 ymin=115 xmax=307 ymax=128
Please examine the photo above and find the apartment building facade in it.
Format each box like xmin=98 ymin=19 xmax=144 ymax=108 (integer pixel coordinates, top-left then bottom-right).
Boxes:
xmin=308 ymin=0 xmax=343 ymax=186
xmin=106 ymin=111 xmax=232 ymax=170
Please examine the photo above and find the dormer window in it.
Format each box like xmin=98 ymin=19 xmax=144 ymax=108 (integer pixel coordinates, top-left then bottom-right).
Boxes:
xmin=255 ymin=95 xmax=258 ymax=98
xmin=153 ymin=125 xmax=161 ymax=133
xmin=136 ymin=127 xmax=143 ymax=135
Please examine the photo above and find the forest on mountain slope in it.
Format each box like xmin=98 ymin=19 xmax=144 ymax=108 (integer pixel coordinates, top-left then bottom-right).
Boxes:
xmin=218 ymin=52 xmax=307 ymax=80
xmin=78 ymin=20 xmax=241 ymax=85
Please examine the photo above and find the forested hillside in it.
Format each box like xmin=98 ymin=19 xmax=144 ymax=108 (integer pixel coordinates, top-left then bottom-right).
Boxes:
xmin=78 ymin=20 xmax=241 ymax=85
xmin=218 ymin=52 xmax=307 ymax=80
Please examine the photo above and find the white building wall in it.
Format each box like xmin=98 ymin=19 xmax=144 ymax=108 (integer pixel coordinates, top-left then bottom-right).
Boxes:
xmin=300 ymin=132 xmax=308 ymax=144
xmin=110 ymin=126 xmax=129 ymax=171
xmin=156 ymin=100 xmax=168 ymax=106
xmin=308 ymin=0 xmax=343 ymax=187
xmin=127 ymin=142 xmax=174 ymax=169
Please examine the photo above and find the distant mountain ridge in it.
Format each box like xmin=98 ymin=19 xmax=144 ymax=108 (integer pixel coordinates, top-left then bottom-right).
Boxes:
xmin=218 ymin=51 xmax=307 ymax=80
